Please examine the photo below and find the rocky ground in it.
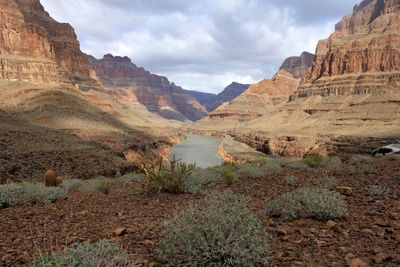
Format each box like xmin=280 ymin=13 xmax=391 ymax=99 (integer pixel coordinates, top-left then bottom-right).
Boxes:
xmin=0 ymin=157 xmax=399 ymax=266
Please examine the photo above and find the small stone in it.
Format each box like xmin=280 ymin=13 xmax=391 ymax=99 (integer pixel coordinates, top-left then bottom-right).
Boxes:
xmin=348 ymin=257 xmax=369 ymax=267
xmin=374 ymin=252 xmax=390 ymax=264
xmin=361 ymin=228 xmax=373 ymax=235
xmin=142 ymin=239 xmax=155 ymax=247
xmin=376 ymin=228 xmax=385 ymax=237
xmin=277 ymin=227 xmax=288 ymax=236
xmin=375 ymin=219 xmax=390 ymax=227
xmin=336 ymin=186 xmax=353 ymax=196
xmin=113 ymin=227 xmax=127 ymax=236
xmin=326 ymin=220 xmax=338 ymax=229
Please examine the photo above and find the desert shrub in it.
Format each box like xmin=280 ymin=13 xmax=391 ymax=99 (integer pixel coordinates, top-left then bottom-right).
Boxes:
xmin=322 ymin=156 xmax=342 ymax=175
xmin=114 ymin=173 xmax=144 ymax=185
xmin=303 ymin=155 xmax=324 ymax=168
xmin=267 ymin=187 xmax=348 ymax=221
xmin=21 ymin=182 xmax=67 ymax=204
xmin=351 ymin=154 xmax=373 ymax=164
xmin=285 ymin=175 xmax=298 ymax=186
xmin=30 ymin=239 xmax=131 ymax=267
xmin=235 ymin=164 xmax=266 ymax=179
xmin=260 ymin=161 xmax=283 ymax=174
xmin=157 ymin=191 xmax=268 ymax=266
xmin=318 ymin=176 xmax=337 ymax=190
xmin=60 ymin=179 xmax=82 ymax=192
xmin=285 ymin=160 xmax=311 ymax=170
xmin=368 ymin=185 xmax=391 ymax=199
xmin=144 ymin=157 xmax=196 ymax=194
xmin=78 ymin=177 xmax=112 ymax=196
xmin=0 ymin=183 xmax=23 ymax=208
xmin=186 ymin=166 xmax=223 ymax=193
xmin=222 ymin=162 xmax=236 ymax=186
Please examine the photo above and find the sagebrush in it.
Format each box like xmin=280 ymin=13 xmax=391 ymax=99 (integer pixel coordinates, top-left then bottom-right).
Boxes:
xmin=157 ymin=191 xmax=269 ymax=266
xmin=267 ymin=187 xmax=348 ymax=221
xmin=30 ymin=240 xmax=132 ymax=267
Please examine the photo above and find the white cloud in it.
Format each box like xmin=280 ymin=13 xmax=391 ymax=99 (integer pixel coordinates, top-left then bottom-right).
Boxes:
xmin=40 ymin=0 xmax=360 ymax=93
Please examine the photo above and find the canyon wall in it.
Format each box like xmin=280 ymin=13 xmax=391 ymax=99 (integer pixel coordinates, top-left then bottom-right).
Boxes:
xmin=293 ymin=0 xmax=400 ymax=99
xmin=88 ymin=54 xmax=208 ymax=121
xmin=0 ymin=0 xmax=92 ymax=84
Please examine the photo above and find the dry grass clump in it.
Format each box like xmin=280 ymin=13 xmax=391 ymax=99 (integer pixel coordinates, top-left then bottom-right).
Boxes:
xmin=318 ymin=176 xmax=338 ymax=191
xmin=113 ymin=173 xmax=145 ymax=185
xmin=0 ymin=183 xmax=23 ymax=208
xmin=21 ymin=182 xmax=67 ymax=204
xmin=77 ymin=177 xmax=112 ymax=196
xmin=157 ymin=191 xmax=269 ymax=266
xmin=322 ymin=156 xmax=342 ymax=175
xmin=368 ymin=185 xmax=391 ymax=199
xmin=351 ymin=154 xmax=373 ymax=164
xmin=31 ymin=240 xmax=132 ymax=267
xmin=267 ymin=187 xmax=348 ymax=221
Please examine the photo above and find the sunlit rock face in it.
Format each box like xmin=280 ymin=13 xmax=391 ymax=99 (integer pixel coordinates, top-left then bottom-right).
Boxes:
xmin=294 ymin=0 xmax=400 ymax=99
xmin=87 ymin=54 xmax=208 ymax=121
xmin=0 ymin=0 xmax=91 ymax=83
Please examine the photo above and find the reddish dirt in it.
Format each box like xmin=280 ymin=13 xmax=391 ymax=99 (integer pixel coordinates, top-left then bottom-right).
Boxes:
xmin=0 ymin=157 xmax=399 ymax=266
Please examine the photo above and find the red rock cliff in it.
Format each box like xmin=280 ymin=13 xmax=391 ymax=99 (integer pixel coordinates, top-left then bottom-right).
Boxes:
xmin=294 ymin=0 xmax=400 ymax=98
xmin=0 ymin=0 xmax=90 ymax=82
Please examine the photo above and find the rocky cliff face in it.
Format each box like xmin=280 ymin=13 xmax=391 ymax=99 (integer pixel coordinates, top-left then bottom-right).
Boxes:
xmin=186 ymin=82 xmax=250 ymax=112
xmin=0 ymin=0 xmax=91 ymax=84
xmin=280 ymin=52 xmax=315 ymax=79
xmin=202 ymin=70 xmax=300 ymax=124
xmin=294 ymin=0 xmax=400 ymax=99
xmin=88 ymin=54 xmax=207 ymax=121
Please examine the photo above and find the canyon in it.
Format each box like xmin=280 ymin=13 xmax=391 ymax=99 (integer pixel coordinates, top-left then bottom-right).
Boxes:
xmin=191 ymin=0 xmax=400 ymax=157
xmin=0 ymin=0 xmax=400 ymax=183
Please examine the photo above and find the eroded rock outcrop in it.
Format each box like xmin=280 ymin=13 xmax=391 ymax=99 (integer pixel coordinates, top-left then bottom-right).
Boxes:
xmin=88 ymin=54 xmax=207 ymax=121
xmin=0 ymin=0 xmax=92 ymax=84
xmin=294 ymin=0 xmax=400 ymax=99
xmin=280 ymin=52 xmax=315 ymax=79
xmin=203 ymin=70 xmax=300 ymax=122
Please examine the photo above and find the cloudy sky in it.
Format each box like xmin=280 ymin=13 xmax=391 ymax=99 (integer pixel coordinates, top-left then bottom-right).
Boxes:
xmin=41 ymin=0 xmax=360 ymax=93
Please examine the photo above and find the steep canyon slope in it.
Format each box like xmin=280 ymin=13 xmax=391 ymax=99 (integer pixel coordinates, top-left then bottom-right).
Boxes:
xmin=193 ymin=0 xmax=400 ymax=156
xmin=0 ymin=0 xmax=178 ymax=182
xmin=87 ymin=54 xmax=208 ymax=121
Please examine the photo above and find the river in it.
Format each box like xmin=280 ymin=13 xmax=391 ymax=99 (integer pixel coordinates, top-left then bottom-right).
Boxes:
xmin=168 ymin=134 xmax=223 ymax=168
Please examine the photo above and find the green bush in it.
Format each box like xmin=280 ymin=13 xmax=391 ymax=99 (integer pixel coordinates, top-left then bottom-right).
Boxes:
xmin=318 ymin=176 xmax=337 ymax=191
xmin=368 ymin=185 xmax=391 ymax=199
xmin=322 ymin=156 xmax=342 ymax=175
xmin=222 ymin=162 xmax=236 ymax=186
xmin=157 ymin=191 xmax=268 ymax=266
xmin=21 ymin=182 xmax=67 ymax=204
xmin=30 ymin=239 xmax=131 ymax=267
xmin=267 ymin=187 xmax=348 ymax=221
xmin=144 ymin=157 xmax=196 ymax=194
xmin=351 ymin=154 xmax=373 ymax=164
xmin=77 ymin=177 xmax=112 ymax=196
xmin=114 ymin=173 xmax=144 ymax=185
xmin=0 ymin=184 xmax=23 ymax=208
xmin=285 ymin=175 xmax=298 ymax=186
xmin=303 ymin=155 xmax=324 ymax=168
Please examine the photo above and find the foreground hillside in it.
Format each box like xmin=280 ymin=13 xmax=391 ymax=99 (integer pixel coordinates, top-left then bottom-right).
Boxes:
xmin=0 ymin=156 xmax=399 ymax=266
xmin=0 ymin=0 xmax=185 ymax=182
